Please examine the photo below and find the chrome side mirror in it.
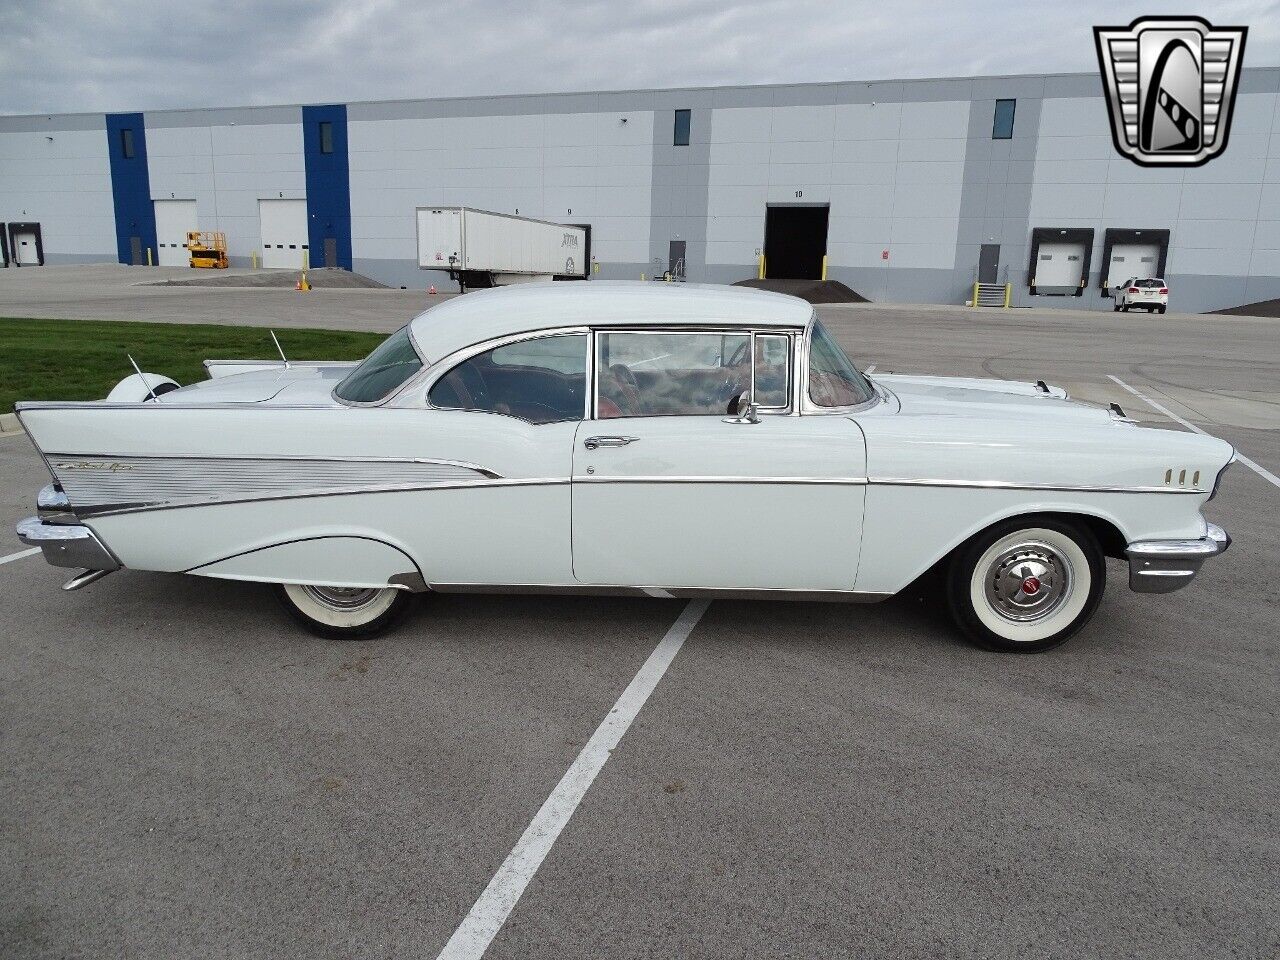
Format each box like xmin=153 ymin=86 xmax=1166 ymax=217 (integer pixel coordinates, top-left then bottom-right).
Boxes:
xmin=724 ymin=390 xmax=760 ymax=424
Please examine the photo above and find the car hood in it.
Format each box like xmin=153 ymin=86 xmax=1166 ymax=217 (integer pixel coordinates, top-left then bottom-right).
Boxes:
xmin=871 ymin=373 xmax=1114 ymax=426
xmin=166 ymin=366 xmax=350 ymax=405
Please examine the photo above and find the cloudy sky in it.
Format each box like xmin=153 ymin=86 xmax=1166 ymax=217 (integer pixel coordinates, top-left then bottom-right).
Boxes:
xmin=1 ymin=0 xmax=1277 ymax=114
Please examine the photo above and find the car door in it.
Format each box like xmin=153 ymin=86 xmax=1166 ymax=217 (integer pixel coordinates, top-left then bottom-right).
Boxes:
xmin=414 ymin=330 xmax=588 ymax=587
xmin=572 ymin=328 xmax=867 ymax=591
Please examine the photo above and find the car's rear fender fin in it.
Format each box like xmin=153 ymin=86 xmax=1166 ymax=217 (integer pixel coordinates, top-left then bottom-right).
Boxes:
xmin=186 ymin=535 xmax=427 ymax=592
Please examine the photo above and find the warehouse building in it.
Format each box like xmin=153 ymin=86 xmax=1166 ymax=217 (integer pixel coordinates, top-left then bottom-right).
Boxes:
xmin=3 ymin=68 xmax=1280 ymax=312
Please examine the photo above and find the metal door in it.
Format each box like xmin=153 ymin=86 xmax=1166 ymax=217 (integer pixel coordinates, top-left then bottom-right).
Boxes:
xmin=324 ymin=237 xmax=338 ymax=268
xmin=129 ymin=236 xmax=144 ymax=266
xmin=668 ymin=240 xmax=686 ymax=279
xmin=978 ymin=244 xmax=1000 ymax=284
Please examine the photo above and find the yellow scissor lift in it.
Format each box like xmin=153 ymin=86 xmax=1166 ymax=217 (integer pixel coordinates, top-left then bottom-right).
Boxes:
xmin=187 ymin=231 xmax=228 ymax=269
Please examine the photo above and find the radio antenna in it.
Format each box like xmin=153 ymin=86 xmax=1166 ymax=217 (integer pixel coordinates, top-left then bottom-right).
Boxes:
xmin=270 ymin=330 xmax=290 ymax=368
xmin=127 ymin=354 xmax=160 ymax=402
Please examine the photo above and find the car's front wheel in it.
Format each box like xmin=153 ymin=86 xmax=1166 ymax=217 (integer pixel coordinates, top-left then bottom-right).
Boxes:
xmin=946 ymin=518 xmax=1104 ymax=653
xmin=275 ymin=583 xmax=413 ymax=640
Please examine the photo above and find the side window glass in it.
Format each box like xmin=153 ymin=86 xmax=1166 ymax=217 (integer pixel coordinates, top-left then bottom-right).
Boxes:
xmin=597 ymin=331 xmax=750 ymax=419
xmin=428 ymin=333 xmax=586 ymax=424
xmin=753 ymin=334 xmax=790 ymax=408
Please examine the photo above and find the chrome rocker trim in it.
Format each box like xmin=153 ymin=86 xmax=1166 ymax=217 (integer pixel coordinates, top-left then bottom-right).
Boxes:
xmin=16 ymin=516 xmax=122 ymax=573
xmin=1126 ymin=522 xmax=1231 ymax=594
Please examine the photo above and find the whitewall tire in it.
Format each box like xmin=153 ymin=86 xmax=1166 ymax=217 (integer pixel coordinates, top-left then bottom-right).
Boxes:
xmin=947 ymin=518 xmax=1105 ymax=653
xmin=275 ymin=583 xmax=413 ymax=640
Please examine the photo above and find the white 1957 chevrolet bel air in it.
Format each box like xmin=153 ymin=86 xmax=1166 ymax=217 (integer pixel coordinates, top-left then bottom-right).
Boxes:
xmin=17 ymin=282 xmax=1232 ymax=652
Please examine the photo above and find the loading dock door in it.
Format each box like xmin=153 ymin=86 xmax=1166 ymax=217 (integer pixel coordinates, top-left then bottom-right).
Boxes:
xmin=764 ymin=206 xmax=829 ymax=280
xmin=259 ymin=199 xmax=309 ymax=269
xmin=1105 ymin=243 xmax=1160 ymax=291
xmin=14 ymin=229 xmax=41 ymax=265
xmin=1033 ymin=241 xmax=1086 ymax=295
xmin=154 ymin=200 xmax=198 ymax=266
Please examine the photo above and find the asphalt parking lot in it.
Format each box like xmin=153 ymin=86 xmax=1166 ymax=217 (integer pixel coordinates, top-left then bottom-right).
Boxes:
xmin=2 ymin=273 xmax=1278 ymax=958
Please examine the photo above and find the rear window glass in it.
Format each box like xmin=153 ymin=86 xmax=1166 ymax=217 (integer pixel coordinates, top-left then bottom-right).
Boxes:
xmin=334 ymin=326 xmax=423 ymax=403
xmin=1134 ymin=278 xmax=1165 ymax=288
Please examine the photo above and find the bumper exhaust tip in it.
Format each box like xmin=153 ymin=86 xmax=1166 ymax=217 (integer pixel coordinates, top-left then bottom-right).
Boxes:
xmin=62 ymin=568 xmax=114 ymax=591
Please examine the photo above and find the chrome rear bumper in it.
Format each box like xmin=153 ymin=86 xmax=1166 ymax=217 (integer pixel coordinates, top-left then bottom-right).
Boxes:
xmin=16 ymin=516 xmax=121 ymax=572
xmin=1127 ymin=522 xmax=1230 ymax=594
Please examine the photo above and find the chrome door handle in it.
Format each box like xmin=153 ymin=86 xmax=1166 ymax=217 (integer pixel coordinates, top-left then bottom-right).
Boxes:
xmin=584 ymin=436 xmax=639 ymax=450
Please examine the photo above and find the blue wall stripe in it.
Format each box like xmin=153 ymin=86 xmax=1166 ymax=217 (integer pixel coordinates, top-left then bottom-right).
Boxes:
xmin=302 ymin=104 xmax=352 ymax=270
xmin=104 ymin=113 xmax=156 ymax=265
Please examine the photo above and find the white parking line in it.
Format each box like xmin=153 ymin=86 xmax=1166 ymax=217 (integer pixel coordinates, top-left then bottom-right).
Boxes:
xmin=1108 ymin=375 xmax=1280 ymax=490
xmin=437 ymin=599 xmax=711 ymax=960
xmin=864 ymin=364 xmax=876 ymax=374
xmin=0 ymin=547 xmax=40 ymax=566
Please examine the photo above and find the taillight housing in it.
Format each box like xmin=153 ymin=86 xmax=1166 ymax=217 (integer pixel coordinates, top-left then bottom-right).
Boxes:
xmin=1128 ymin=287 xmax=1140 ymax=293
xmin=1159 ymin=287 xmax=1168 ymax=294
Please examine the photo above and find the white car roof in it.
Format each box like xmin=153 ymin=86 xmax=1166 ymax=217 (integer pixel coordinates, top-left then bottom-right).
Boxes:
xmin=407 ymin=281 xmax=814 ymax=363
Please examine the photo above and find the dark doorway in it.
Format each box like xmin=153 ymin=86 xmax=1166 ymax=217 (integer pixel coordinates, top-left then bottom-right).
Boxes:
xmin=978 ymin=244 xmax=1001 ymax=284
xmin=324 ymin=237 xmax=338 ymax=268
xmin=764 ymin=205 xmax=829 ymax=280
xmin=130 ymin=236 xmax=144 ymax=266
xmin=668 ymin=240 xmax=686 ymax=279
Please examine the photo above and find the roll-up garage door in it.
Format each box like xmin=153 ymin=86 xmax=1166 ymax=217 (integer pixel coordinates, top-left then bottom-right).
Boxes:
xmin=13 ymin=228 xmax=41 ymax=265
xmin=1033 ymin=241 xmax=1086 ymax=295
xmin=1104 ymin=243 xmax=1160 ymax=292
xmin=154 ymin=200 xmax=198 ymax=267
xmin=259 ymin=199 xmax=308 ymax=269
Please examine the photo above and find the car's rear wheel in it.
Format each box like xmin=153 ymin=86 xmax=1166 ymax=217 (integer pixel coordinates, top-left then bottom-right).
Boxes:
xmin=946 ymin=518 xmax=1104 ymax=653
xmin=275 ymin=583 xmax=413 ymax=640
xmin=1158 ymin=305 xmax=1167 ymax=314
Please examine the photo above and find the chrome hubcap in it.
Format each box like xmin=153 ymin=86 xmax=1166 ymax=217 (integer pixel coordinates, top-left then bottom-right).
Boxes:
xmin=302 ymin=585 xmax=382 ymax=611
xmin=983 ymin=542 xmax=1072 ymax=622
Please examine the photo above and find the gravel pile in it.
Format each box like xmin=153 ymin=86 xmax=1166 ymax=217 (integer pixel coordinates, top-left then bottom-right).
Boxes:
xmin=732 ymin=278 xmax=869 ymax=304
xmin=1212 ymin=297 xmax=1280 ymax=318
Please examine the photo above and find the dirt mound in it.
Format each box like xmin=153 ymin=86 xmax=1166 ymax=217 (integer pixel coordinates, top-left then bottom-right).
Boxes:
xmin=732 ymin=278 xmax=869 ymax=304
xmin=1213 ymin=297 xmax=1280 ymax=318
xmin=148 ymin=268 xmax=388 ymax=289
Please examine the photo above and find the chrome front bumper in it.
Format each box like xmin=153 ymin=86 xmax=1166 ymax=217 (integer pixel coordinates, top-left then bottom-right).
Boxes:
xmin=1126 ymin=522 xmax=1230 ymax=594
xmin=16 ymin=516 xmax=121 ymax=572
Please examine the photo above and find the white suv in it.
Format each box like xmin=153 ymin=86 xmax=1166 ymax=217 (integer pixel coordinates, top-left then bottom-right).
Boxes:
xmin=1114 ymin=277 xmax=1168 ymax=314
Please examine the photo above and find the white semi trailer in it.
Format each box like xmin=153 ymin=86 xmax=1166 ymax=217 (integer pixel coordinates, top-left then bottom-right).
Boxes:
xmin=416 ymin=207 xmax=588 ymax=290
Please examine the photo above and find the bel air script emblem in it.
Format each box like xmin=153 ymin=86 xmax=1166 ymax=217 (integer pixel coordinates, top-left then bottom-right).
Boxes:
xmin=1094 ymin=16 xmax=1247 ymax=167
xmin=55 ymin=460 xmax=135 ymax=473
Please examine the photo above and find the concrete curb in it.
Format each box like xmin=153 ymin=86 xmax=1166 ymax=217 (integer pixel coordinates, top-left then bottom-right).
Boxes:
xmin=0 ymin=412 xmax=23 ymax=436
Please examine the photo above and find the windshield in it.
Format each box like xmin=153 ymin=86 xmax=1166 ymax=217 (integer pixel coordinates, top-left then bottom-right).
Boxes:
xmin=334 ymin=326 xmax=424 ymax=403
xmin=807 ymin=321 xmax=874 ymax=407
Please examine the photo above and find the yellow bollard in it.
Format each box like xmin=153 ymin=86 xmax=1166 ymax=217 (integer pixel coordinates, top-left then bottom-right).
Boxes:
xmin=821 ymin=254 xmax=828 ymax=281
xmin=252 ymin=251 xmax=258 ymax=269
xmin=758 ymin=254 xmax=766 ymax=280
xmin=303 ymin=250 xmax=310 ymax=271
xmin=1003 ymin=282 xmax=1012 ymax=308
xmin=972 ymin=282 xmax=980 ymax=307
xmin=640 ymin=272 xmax=646 ymax=281
xmin=146 ymin=248 xmax=153 ymax=266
